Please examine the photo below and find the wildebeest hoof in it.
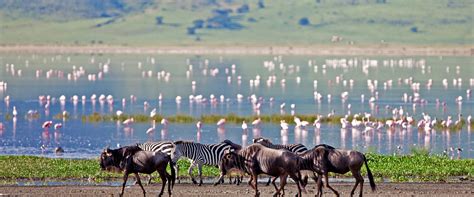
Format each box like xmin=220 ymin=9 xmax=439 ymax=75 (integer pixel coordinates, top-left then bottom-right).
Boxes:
xmin=191 ymin=179 xmax=198 ymax=184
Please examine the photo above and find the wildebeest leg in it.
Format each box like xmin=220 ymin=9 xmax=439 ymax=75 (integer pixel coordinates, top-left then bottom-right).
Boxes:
xmin=251 ymin=174 xmax=260 ymax=197
xmin=271 ymin=176 xmax=279 ymax=196
xmin=350 ymin=169 xmax=364 ymax=197
xmin=188 ymin=161 xmax=198 ymax=184
xmin=316 ymin=174 xmax=323 ymax=197
xmin=197 ymin=163 xmax=203 ymax=186
xmin=278 ymin=174 xmax=289 ymax=196
xmin=324 ymin=173 xmax=339 ymax=197
xmin=289 ymin=173 xmax=304 ymax=197
xmin=157 ymin=169 xmax=168 ymax=197
xmin=120 ymin=172 xmax=129 ymax=197
xmin=134 ymin=173 xmax=146 ymax=196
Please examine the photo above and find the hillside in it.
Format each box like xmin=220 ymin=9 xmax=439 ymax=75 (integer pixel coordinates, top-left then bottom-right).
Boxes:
xmin=0 ymin=0 xmax=472 ymax=46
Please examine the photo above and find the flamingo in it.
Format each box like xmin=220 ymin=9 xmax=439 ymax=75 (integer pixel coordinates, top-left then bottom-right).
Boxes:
xmin=122 ymin=118 xmax=134 ymax=126
xmin=161 ymin=118 xmax=169 ymax=128
xmin=54 ymin=123 xmax=62 ymax=130
xmin=294 ymin=116 xmax=302 ymax=127
xmin=242 ymin=121 xmax=248 ymax=130
xmin=340 ymin=116 xmax=350 ymax=129
xmin=251 ymin=118 xmax=261 ymax=127
xmin=280 ymin=120 xmax=289 ymax=130
xmin=146 ymin=127 xmax=155 ymax=134
xmin=12 ymin=106 xmax=17 ymax=117
xmin=42 ymin=121 xmax=53 ymax=129
xmin=216 ymin=118 xmax=226 ymax=127
xmin=196 ymin=121 xmax=202 ymax=130
xmin=150 ymin=108 xmax=157 ymax=118
xmin=313 ymin=115 xmax=321 ymax=129
xmin=116 ymin=110 xmax=123 ymax=117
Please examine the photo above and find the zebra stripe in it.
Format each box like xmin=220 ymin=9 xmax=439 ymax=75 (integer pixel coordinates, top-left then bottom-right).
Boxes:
xmin=174 ymin=141 xmax=236 ymax=167
xmin=136 ymin=141 xmax=175 ymax=156
xmin=173 ymin=140 xmax=241 ymax=185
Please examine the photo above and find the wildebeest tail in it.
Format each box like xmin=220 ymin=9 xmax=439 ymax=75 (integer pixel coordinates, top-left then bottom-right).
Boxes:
xmin=168 ymin=155 xmax=176 ymax=188
xmin=363 ymin=154 xmax=376 ymax=191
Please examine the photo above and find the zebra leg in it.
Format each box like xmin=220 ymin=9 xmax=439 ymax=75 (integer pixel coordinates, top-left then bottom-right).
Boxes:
xmin=198 ymin=163 xmax=203 ymax=186
xmin=265 ymin=176 xmax=272 ymax=186
xmin=175 ymin=162 xmax=180 ymax=184
xmin=147 ymin=173 xmax=153 ymax=185
xmin=188 ymin=161 xmax=198 ymax=184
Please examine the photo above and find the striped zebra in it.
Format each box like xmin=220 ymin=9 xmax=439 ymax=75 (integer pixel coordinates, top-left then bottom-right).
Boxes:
xmin=172 ymin=140 xmax=242 ymax=186
xmin=136 ymin=141 xmax=177 ymax=184
xmin=252 ymin=137 xmax=310 ymax=186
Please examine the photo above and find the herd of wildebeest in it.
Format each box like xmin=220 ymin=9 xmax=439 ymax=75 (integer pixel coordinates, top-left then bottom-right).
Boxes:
xmin=100 ymin=137 xmax=376 ymax=197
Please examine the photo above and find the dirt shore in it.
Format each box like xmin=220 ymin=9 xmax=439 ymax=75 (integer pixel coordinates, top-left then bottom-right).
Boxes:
xmin=1 ymin=182 xmax=472 ymax=197
xmin=0 ymin=45 xmax=472 ymax=56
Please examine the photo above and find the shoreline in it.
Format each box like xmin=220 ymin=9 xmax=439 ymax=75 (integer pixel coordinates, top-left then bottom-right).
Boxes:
xmin=0 ymin=45 xmax=472 ymax=56
xmin=0 ymin=182 xmax=472 ymax=196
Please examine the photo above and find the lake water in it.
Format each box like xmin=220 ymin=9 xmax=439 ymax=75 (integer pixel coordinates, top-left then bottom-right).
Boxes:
xmin=0 ymin=54 xmax=472 ymax=158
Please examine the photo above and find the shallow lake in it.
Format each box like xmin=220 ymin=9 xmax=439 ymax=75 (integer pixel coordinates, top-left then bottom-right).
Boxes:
xmin=0 ymin=54 xmax=472 ymax=158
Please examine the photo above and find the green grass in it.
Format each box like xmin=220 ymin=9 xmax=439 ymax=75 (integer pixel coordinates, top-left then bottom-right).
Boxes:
xmin=75 ymin=113 xmax=474 ymax=131
xmin=0 ymin=0 xmax=472 ymax=46
xmin=0 ymin=153 xmax=472 ymax=183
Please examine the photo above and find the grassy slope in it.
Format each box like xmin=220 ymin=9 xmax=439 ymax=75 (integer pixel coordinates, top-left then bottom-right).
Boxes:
xmin=0 ymin=153 xmax=473 ymax=183
xmin=0 ymin=0 xmax=472 ymax=46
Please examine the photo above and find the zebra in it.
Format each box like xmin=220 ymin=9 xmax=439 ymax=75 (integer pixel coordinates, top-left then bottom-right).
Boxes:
xmin=252 ymin=137 xmax=311 ymax=186
xmin=136 ymin=141 xmax=177 ymax=184
xmin=172 ymin=140 xmax=242 ymax=186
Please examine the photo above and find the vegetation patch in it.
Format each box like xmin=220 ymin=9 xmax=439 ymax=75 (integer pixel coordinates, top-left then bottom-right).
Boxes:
xmin=0 ymin=153 xmax=472 ymax=183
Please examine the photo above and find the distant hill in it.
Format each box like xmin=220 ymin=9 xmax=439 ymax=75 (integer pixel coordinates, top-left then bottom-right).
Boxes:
xmin=0 ymin=0 xmax=472 ymax=46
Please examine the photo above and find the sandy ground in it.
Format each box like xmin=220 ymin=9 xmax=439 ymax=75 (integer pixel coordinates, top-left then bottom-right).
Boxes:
xmin=0 ymin=45 xmax=472 ymax=56
xmin=1 ymin=182 xmax=472 ymax=197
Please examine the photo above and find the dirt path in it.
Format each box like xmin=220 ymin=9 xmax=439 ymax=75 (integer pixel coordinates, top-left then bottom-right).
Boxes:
xmin=1 ymin=182 xmax=472 ymax=196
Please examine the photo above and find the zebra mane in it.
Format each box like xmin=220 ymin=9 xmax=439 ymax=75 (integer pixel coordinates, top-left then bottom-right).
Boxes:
xmin=174 ymin=140 xmax=194 ymax=145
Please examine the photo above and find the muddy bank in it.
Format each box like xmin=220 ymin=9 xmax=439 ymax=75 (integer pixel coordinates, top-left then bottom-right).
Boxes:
xmin=1 ymin=182 xmax=472 ymax=196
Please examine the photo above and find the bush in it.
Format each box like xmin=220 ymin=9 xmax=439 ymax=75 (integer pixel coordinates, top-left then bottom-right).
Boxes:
xmin=237 ymin=4 xmax=249 ymax=13
xmin=299 ymin=17 xmax=310 ymax=26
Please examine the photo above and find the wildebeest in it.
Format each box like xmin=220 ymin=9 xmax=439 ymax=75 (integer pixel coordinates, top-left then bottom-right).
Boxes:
xmin=298 ymin=146 xmax=376 ymax=197
xmin=252 ymin=137 xmax=313 ymax=186
xmin=136 ymin=141 xmax=177 ymax=184
xmin=214 ymin=144 xmax=305 ymax=197
xmin=99 ymin=145 xmax=175 ymax=197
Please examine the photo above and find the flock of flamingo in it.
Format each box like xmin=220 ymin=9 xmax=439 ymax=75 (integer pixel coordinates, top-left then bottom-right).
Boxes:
xmin=0 ymin=54 xmax=472 ymax=157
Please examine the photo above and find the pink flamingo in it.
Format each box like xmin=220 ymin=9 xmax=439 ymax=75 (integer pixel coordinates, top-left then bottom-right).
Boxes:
xmin=54 ymin=123 xmax=62 ymax=130
xmin=42 ymin=121 xmax=53 ymax=129
xmin=216 ymin=118 xmax=226 ymax=128
xmin=122 ymin=118 xmax=134 ymax=126
xmin=196 ymin=121 xmax=202 ymax=130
